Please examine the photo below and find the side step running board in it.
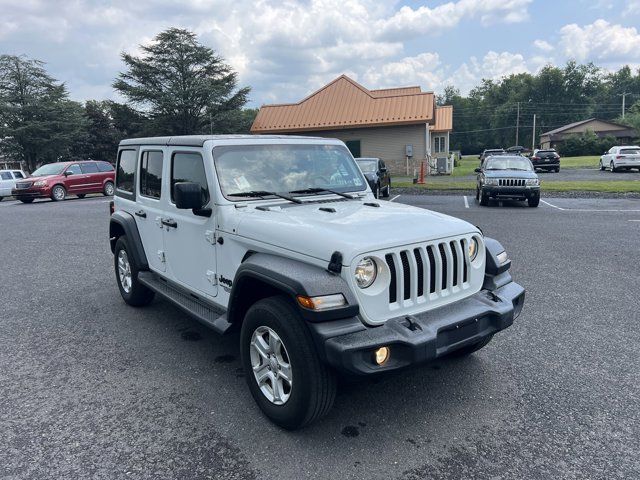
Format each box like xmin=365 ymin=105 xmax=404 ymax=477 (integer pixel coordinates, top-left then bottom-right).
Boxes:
xmin=138 ymin=271 xmax=232 ymax=335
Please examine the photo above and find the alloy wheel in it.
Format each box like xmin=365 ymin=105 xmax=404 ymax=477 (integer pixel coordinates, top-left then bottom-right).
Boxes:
xmin=53 ymin=186 xmax=65 ymax=200
xmin=117 ymin=249 xmax=132 ymax=294
xmin=105 ymin=182 xmax=114 ymax=196
xmin=249 ymin=326 xmax=292 ymax=405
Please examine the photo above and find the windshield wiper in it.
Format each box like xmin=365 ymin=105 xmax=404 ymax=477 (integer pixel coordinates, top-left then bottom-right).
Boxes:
xmin=288 ymin=187 xmax=357 ymax=199
xmin=228 ymin=190 xmax=302 ymax=204
xmin=505 ymin=168 xmax=528 ymax=171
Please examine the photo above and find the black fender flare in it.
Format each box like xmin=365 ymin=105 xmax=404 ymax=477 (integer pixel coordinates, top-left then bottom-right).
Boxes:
xmin=227 ymin=253 xmax=359 ymax=324
xmin=109 ymin=211 xmax=149 ymax=270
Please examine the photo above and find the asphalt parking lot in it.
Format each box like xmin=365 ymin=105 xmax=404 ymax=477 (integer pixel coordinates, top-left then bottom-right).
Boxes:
xmin=2 ymin=194 xmax=639 ymax=479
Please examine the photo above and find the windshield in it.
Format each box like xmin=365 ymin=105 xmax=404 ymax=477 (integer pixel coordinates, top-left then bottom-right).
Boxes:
xmin=213 ymin=144 xmax=367 ymax=200
xmin=357 ymin=160 xmax=377 ymax=173
xmin=484 ymin=156 xmax=532 ymax=171
xmin=31 ymin=163 xmax=66 ymax=177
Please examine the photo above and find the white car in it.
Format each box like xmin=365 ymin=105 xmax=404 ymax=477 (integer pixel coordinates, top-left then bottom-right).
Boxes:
xmin=600 ymin=146 xmax=640 ymax=172
xmin=0 ymin=169 xmax=27 ymax=201
xmin=109 ymin=135 xmax=525 ymax=429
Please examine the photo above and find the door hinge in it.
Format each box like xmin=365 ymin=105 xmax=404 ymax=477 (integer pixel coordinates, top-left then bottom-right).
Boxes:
xmin=205 ymin=230 xmax=216 ymax=245
xmin=157 ymin=250 xmax=165 ymax=263
xmin=206 ymin=270 xmax=217 ymax=285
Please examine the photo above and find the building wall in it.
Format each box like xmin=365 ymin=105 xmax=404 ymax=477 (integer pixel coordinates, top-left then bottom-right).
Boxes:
xmin=300 ymin=124 xmax=427 ymax=175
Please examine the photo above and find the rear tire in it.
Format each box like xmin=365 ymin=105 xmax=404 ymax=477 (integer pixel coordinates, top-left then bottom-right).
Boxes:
xmin=382 ymin=183 xmax=390 ymax=198
xmin=104 ymin=181 xmax=114 ymax=196
xmin=114 ymin=236 xmax=155 ymax=307
xmin=77 ymin=194 xmax=86 ymax=199
xmin=554 ymin=167 xmax=560 ymax=173
xmin=374 ymin=184 xmax=380 ymax=199
xmin=240 ymin=296 xmax=336 ymax=430
xmin=0 ymin=196 xmax=3 ymax=202
xmin=446 ymin=335 xmax=493 ymax=358
xmin=51 ymin=185 xmax=66 ymax=201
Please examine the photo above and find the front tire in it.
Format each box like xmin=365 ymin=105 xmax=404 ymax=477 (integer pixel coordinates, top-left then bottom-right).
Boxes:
xmin=19 ymin=198 xmax=34 ymax=203
xmin=479 ymin=190 xmax=489 ymax=206
xmin=51 ymin=185 xmax=66 ymax=201
xmin=240 ymin=296 xmax=336 ymax=430
xmin=528 ymin=194 xmax=540 ymax=208
xmin=610 ymin=161 xmax=617 ymax=172
xmin=374 ymin=184 xmax=380 ymax=199
xmin=77 ymin=194 xmax=86 ymax=199
xmin=599 ymin=160 xmax=605 ymax=171
xmin=114 ymin=236 xmax=155 ymax=307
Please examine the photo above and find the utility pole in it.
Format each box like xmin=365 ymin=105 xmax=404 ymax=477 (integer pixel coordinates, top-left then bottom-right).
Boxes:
xmin=532 ymin=114 xmax=536 ymax=151
xmin=621 ymin=92 xmax=628 ymax=119
xmin=515 ymin=102 xmax=520 ymax=146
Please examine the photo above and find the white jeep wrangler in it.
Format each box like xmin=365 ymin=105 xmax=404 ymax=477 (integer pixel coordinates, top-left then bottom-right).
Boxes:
xmin=109 ymin=135 xmax=525 ymax=429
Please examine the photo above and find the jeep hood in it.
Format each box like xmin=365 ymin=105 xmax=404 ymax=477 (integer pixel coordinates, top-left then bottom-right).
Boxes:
xmin=234 ymin=199 xmax=478 ymax=264
xmin=483 ymin=170 xmax=537 ymax=179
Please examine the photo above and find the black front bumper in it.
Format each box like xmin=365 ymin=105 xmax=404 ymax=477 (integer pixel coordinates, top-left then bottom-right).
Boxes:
xmin=482 ymin=186 xmax=539 ymax=200
xmin=309 ymin=280 xmax=525 ymax=375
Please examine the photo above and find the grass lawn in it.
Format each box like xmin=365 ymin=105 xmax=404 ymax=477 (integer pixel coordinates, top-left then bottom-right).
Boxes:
xmin=456 ymin=154 xmax=600 ymax=174
xmin=395 ymin=179 xmax=640 ymax=193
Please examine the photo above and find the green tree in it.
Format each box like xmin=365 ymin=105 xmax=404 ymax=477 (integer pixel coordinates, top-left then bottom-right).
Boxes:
xmin=0 ymin=55 xmax=86 ymax=172
xmin=113 ymin=28 xmax=250 ymax=135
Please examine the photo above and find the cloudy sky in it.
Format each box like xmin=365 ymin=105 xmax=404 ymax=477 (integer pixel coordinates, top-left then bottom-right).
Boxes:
xmin=1 ymin=0 xmax=640 ymax=107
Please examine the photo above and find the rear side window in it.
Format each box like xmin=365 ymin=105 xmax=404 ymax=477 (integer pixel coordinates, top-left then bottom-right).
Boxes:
xmin=12 ymin=171 xmax=24 ymax=178
xmin=171 ymin=152 xmax=209 ymax=204
xmin=140 ymin=151 xmax=163 ymax=199
xmin=0 ymin=172 xmax=12 ymax=180
xmin=97 ymin=162 xmax=114 ymax=172
xmin=116 ymin=150 xmax=137 ymax=193
xmin=80 ymin=162 xmax=99 ymax=174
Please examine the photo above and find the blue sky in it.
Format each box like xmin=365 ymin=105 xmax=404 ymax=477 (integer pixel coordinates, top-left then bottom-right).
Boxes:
xmin=1 ymin=0 xmax=639 ymax=107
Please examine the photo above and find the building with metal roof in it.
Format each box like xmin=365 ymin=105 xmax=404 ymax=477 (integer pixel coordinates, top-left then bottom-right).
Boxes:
xmin=250 ymin=75 xmax=453 ymax=174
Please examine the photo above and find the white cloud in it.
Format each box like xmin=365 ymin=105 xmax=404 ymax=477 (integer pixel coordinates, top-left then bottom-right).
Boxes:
xmin=363 ymin=53 xmax=444 ymax=91
xmin=624 ymin=0 xmax=640 ymax=15
xmin=559 ymin=20 xmax=640 ymax=63
xmin=449 ymin=51 xmax=530 ymax=93
xmin=533 ymin=40 xmax=554 ymax=52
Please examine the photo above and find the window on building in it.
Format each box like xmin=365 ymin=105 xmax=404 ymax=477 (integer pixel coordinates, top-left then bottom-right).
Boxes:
xmin=171 ymin=152 xmax=209 ymax=204
xmin=434 ymin=136 xmax=446 ymax=153
xmin=140 ymin=151 xmax=163 ymax=199
xmin=345 ymin=140 xmax=361 ymax=158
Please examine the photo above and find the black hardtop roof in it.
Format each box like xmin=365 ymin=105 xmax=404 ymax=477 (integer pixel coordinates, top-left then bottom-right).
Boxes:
xmin=119 ymin=134 xmax=326 ymax=147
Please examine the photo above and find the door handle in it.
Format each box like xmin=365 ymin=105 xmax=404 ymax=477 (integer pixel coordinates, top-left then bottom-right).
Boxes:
xmin=161 ymin=218 xmax=178 ymax=228
xmin=135 ymin=210 xmax=147 ymax=218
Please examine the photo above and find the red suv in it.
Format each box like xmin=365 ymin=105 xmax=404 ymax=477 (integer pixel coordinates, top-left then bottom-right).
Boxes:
xmin=12 ymin=161 xmax=115 ymax=203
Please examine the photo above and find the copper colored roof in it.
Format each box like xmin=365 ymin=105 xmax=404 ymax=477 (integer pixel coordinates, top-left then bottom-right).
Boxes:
xmin=251 ymin=75 xmax=436 ymax=133
xmin=430 ymin=105 xmax=453 ymax=132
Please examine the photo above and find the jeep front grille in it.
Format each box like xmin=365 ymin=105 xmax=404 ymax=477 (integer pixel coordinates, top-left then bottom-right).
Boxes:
xmin=498 ymin=178 xmax=525 ymax=187
xmin=385 ymin=239 xmax=470 ymax=305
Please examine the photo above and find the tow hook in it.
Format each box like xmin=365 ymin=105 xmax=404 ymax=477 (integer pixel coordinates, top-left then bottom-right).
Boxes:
xmin=402 ymin=316 xmax=422 ymax=332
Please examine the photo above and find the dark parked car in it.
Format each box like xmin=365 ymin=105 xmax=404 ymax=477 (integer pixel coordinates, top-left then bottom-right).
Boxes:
xmin=479 ymin=148 xmax=506 ymax=163
xmin=531 ymin=149 xmax=560 ymax=172
xmin=355 ymin=157 xmax=391 ymax=198
xmin=475 ymin=155 xmax=540 ymax=207
xmin=506 ymin=145 xmax=526 ymax=154
xmin=12 ymin=160 xmax=115 ymax=203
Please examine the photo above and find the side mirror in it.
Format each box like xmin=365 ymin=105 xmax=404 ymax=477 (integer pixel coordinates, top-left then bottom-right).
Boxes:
xmin=380 ymin=167 xmax=387 ymax=173
xmin=474 ymin=168 xmax=482 ymax=173
xmin=174 ymin=182 xmax=211 ymax=217
xmin=64 ymin=170 xmax=73 ymax=176
xmin=478 ymin=155 xmax=482 ymax=159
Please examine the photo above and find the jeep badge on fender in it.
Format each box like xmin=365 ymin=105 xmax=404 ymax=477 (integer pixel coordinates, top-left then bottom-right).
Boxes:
xmin=109 ymin=135 xmax=525 ymax=429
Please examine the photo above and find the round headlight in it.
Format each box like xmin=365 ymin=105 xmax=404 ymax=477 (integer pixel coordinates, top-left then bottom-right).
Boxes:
xmin=355 ymin=257 xmax=377 ymax=289
xmin=468 ymin=237 xmax=479 ymax=261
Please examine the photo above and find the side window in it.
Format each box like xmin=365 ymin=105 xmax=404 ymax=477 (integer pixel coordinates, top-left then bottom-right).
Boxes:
xmin=140 ymin=151 xmax=163 ymax=199
xmin=97 ymin=162 xmax=114 ymax=172
xmin=116 ymin=150 xmax=137 ymax=193
xmin=67 ymin=164 xmax=82 ymax=175
xmin=0 ymin=172 xmax=12 ymax=180
xmin=80 ymin=162 xmax=99 ymax=174
xmin=12 ymin=171 xmax=24 ymax=179
xmin=345 ymin=140 xmax=361 ymax=158
xmin=171 ymin=152 xmax=209 ymax=204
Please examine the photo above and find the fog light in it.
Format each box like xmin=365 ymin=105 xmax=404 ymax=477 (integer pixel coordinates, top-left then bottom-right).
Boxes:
xmin=497 ymin=251 xmax=509 ymax=264
xmin=374 ymin=346 xmax=390 ymax=365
